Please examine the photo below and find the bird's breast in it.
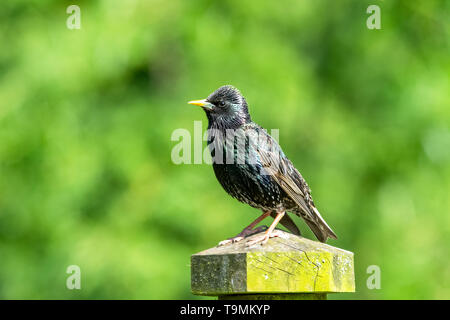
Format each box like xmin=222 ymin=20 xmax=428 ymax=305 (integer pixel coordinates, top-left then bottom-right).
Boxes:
xmin=207 ymin=125 xmax=291 ymax=210
xmin=212 ymin=162 xmax=285 ymax=210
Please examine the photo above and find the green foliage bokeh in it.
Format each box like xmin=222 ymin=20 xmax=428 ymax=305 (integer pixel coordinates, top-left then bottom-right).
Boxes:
xmin=0 ymin=0 xmax=449 ymax=299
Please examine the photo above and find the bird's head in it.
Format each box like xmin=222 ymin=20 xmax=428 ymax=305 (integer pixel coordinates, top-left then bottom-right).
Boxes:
xmin=188 ymin=85 xmax=251 ymax=128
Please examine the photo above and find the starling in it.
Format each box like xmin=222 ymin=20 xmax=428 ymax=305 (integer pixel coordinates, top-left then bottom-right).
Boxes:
xmin=188 ymin=85 xmax=337 ymax=245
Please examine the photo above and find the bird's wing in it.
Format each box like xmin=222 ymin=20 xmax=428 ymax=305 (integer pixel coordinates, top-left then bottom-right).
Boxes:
xmin=254 ymin=130 xmax=337 ymax=242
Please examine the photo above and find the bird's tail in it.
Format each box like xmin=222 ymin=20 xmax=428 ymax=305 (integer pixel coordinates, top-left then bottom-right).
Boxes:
xmin=304 ymin=207 xmax=337 ymax=243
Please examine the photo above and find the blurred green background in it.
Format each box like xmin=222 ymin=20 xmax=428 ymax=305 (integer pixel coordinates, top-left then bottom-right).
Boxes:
xmin=0 ymin=0 xmax=449 ymax=299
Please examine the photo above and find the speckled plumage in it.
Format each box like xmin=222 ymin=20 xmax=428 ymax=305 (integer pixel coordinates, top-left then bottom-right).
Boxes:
xmin=192 ymin=85 xmax=337 ymax=243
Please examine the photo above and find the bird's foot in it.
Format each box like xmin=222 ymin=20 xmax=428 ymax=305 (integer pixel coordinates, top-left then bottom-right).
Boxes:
xmin=218 ymin=226 xmax=268 ymax=246
xmin=246 ymin=229 xmax=284 ymax=247
xmin=217 ymin=237 xmax=243 ymax=247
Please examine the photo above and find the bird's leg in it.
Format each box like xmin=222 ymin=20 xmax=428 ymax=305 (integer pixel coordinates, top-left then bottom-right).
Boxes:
xmin=246 ymin=210 xmax=285 ymax=246
xmin=217 ymin=211 xmax=271 ymax=246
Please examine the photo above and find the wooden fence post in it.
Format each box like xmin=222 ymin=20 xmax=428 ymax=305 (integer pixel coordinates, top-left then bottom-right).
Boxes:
xmin=191 ymin=230 xmax=355 ymax=300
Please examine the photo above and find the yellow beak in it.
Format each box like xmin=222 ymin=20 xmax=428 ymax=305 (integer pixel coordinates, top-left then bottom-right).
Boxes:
xmin=187 ymin=99 xmax=207 ymax=107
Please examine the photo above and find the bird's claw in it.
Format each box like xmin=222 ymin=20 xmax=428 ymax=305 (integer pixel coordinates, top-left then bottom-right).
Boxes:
xmin=246 ymin=229 xmax=284 ymax=247
xmin=217 ymin=225 xmax=268 ymax=247
xmin=218 ymin=236 xmax=244 ymax=246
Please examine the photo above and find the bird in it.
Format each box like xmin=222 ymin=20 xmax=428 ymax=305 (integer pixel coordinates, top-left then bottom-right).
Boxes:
xmin=188 ymin=85 xmax=337 ymax=246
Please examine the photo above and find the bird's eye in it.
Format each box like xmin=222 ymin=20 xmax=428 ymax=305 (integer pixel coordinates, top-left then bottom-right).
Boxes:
xmin=218 ymin=101 xmax=225 ymax=107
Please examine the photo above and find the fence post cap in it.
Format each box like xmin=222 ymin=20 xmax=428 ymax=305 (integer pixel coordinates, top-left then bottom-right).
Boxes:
xmin=191 ymin=230 xmax=355 ymax=296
